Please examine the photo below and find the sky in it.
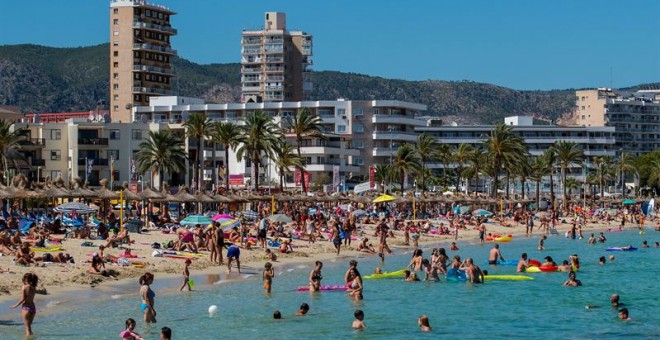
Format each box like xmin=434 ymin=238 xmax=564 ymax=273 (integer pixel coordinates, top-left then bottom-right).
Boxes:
xmin=0 ymin=0 xmax=658 ymax=90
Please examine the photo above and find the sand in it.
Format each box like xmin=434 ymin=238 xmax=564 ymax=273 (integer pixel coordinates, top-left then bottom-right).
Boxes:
xmin=0 ymin=217 xmax=613 ymax=301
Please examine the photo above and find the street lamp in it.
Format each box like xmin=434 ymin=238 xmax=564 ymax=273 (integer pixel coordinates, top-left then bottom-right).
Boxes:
xmin=37 ymin=166 xmax=41 ymax=183
xmin=138 ymin=175 xmax=144 ymax=192
xmin=388 ymin=125 xmax=394 ymax=192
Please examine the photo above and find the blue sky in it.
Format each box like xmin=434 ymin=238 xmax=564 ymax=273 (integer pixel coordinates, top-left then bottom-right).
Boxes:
xmin=1 ymin=0 xmax=658 ymax=90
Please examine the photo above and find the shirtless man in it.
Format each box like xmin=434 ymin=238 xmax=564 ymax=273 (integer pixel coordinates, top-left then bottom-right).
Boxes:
xmin=538 ymin=235 xmax=547 ymax=250
xmin=461 ymin=258 xmax=484 ymax=283
xmin=488 ymin=244 xmax=505 ymax=265
xmin=477 ymin=223 xmax=486 ymax=245
xmin=516 ymin=253 xmax=529 ymax=272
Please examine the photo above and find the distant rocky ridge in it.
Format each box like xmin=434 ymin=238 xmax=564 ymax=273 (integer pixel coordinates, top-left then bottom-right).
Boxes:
xmin=0 ymin=43 xmax=656 ymax=124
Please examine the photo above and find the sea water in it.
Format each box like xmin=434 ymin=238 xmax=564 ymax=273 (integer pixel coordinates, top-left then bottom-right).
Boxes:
xmin=1 ymin=229 xmax=659 ymax=339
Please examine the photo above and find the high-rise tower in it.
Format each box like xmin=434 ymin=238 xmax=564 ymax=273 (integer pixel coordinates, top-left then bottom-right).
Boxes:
xmin=241 ymin=12 xmax=313 ymax=103
xmin=109 ymin=0 xmax=177 ymax=122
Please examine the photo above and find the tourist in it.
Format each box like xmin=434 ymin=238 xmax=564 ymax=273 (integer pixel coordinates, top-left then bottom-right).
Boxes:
xmin=160 ymin=326 xmax=172 ymax=340
xmin=357 ymin=238 xmax=375 ymax=254
xmin=418 ymin=315 xmax=432 ymax=332
xmin=263 ymin=262 xmax=275 ymax=294
xmin=450 ymin=255 xmax=462 ymax=269
xmin=422 ymin=259 xmax=437 ymax=281
xmin=296 ymin=302 xmax=310 ymax=316
xmin=526 ymin=214 xmax=534 ymax=236
xmin=517 ymin=253 xmax=529 ymax=273
xmin=119 ymin=318 xmax=144 ymax=340
xmin=10 ymin=273 xmax=38 ymax=337
xmin=478 ymin=223 xmax=486 ymax=244
xmin=352 ymin=310 xmax=366 ymax=330
xmin=611 ymin=293 xmax=623 ymax=308
xmin=433 ymin=248 xmax=448 ymax=275
xmin=87 ymin=253 xmax=107 ymax=276
xmin=641 ymin=240 xmax=649 ymax=248
xmin=265 ymin=248 xmax=277 ymax=261
xmin=488 ymin=244 xmax=505 ymax=265
xmin=538 ymin=235 xmax=547 ymax=250
xmin=542 ymin=256 xmax=557 ymax=267
xmin=618 ymin=308 xmax=630 ymax=320
xmin=273 ymin=310 xmax=282 ymax=319
xmin=408 ymin=249 xmax=423 ymax=271
xmin=558 ymin=260 xmax=572 ymax=272
xmin=258 ymin=215 xmax=268 ymax=249
xmin=461 ymin=258 xmax=484 ymax=283
xmin=598 ymin=256 xmax=606 ymax=265
xmin=139 ymin=273 xmax=157 ymax=323
xmin=597 ymin=232 xmax=606 ymax=243
xmin=654 ymin=241 xmax=659 ymax=248
xmin=588 ymin=233 xmax=596 ymax=244
xmin=309 ymin=261 xmax=323 ymax=292
xmin=563 ymin=271 xmax=582 ymax=287
xmin=226 ymin=244 xmax=241 ymax=274
xmin=179 ymin=258 xmax=192 ymax=291
xmin=331 ymin=223 xmax=342 ymax=255
xmin=450 ymin=242 xmax=459 ymax=251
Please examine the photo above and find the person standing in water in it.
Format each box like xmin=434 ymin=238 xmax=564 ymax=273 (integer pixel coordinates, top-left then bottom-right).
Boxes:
xmin=10 ymin=273 xmax=38 ymax=336
xmin=263 ymin=262 xmax=275 ymax=294
xmin=179 ymin=259 xmax=192 ymax=292
xmin=139 ymin=273 xmax=157 ymax=323
xmin=517 ymin=253 xmax=529 ymax=272
xmin=309 ymin=261 xmax=323 ymax=292
xmin=488 ymin=244 xmax=505 ymax=265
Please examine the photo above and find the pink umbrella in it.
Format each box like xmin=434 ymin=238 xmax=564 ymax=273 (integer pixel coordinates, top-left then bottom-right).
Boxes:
xmin=212 ymin=214 xmax=234 ymax=221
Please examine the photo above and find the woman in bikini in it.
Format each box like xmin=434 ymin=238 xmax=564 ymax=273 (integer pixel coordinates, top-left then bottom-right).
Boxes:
xmin=309 ymin=261 xmax=323 ymax=292
xmin=139 ymin=273 xmax=157 ymax=323
xmin=263 ymin=262 xmax=275 ymax=294
xmin=10 ymin=272 xmax=38 ymax=336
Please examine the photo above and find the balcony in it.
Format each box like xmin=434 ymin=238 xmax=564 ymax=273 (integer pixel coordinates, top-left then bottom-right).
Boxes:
xmin=242 ymin=67 xmax=261 ymax=74
xmin=265 ymin=94 xmax=284 ymax=101
xmin=78 ymin=158 xmax=109 ymax=166
xmin=78 ymin=138 xmax=109 ymax=146
xmin=242 ymin=38 xmax=262 ymax=45
xmin=264 ymin=66 xmax=284 ymax=73
xmin=133 ymin=43 xmax=177 ymax=55
xmin=241 ymin=57 xmax=262 ymax=64
xmin=265 ymin=75 xmax=284 ymax=82
xmin=372 ymin=131 xmax=418 ymax=142
xmin=18 ymin=138 xmax=46 ymax=147
xmin=265 ymin=85 xmax=284 ymax=91
xmin=241 ymin=85 xmax=261 ymax=92
xmin=372 ymin=115 xmax=426 ymax=126
xmin=133 ymin=64 xmax=174 ymax=75
xmin=372 ymin=147 xmax=398 ymax=157
xmin=132 ymin=87 xmax=172 ymax=95
xmin=30 ymin=158 xmax=46 ymax=166
xmin=265 ymin=57 xmax=284 ymax=63
xmin=241 ymin=48 xmax=261 ymax=55
xmin=133 ymin=21 xmax=177 ymax=34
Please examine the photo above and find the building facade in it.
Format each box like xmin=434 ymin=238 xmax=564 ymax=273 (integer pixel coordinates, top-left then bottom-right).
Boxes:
xmin=110 ymin=0 xmax=177 ymax=123
xmin=572 ymin=88 xmax=616 ymax=127
xmin=241 ymin=12 xmax=313 ymax=103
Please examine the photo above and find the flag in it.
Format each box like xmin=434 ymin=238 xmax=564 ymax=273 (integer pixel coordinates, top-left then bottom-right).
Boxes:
xmin=332 ymin=165 xmax=340 ymax=188
xmin=369 ymin=166 xmax=375 ymax=189
xmin=86 ymin=158 xmax=94 ymax=175
xmin=130 ymin=158 xmax=136 ymax=180
xmin=403 ymin=170 xmax=408 ymax=189
xmin=110 ymin=156 xmax=115 ymax=182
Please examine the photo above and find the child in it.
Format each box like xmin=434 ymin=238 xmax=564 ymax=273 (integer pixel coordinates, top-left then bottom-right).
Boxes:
xmin=296 ymin=302 xmax=310 ymax=316
xmin=352 ymin=309 xmax=366 ymax=330
xmin=10 ymin=273 xmax=38 ymax=336
xmin=120 ymin=318 xmax=144 ymax=340
xmin=273 ymin=310 xmax=282 ymax=319
xmin=179 ymin=258 xmax=192 ymax=291
xmin=160 ymin=326 xmax=172 ymax=340
xmin=263 ymin=262 xmax=275 ymax=294
xmin=450 ymin=242 xmax=459 ymax=251
xmin=418 ymin=315 xmax=432 ymax=332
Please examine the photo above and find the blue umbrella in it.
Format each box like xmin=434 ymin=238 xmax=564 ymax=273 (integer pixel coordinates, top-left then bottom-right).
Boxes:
xmin=54 ymin=202 xmax=97 ymax=214
xmin=473 ymin=209 xmax=493 ymax=217
xmin=242 ymin=210 xmax=259 ymax=220
xmin=180 ymin=214 xmax=212 ymax=226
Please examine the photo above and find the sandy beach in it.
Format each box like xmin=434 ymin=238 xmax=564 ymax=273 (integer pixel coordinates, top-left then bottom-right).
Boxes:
xmin=0 ymin=216 xmax=615 ymax=302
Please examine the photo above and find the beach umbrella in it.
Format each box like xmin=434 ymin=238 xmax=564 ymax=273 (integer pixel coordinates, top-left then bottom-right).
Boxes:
xmin=473 ymin=209 xmax=493 ymax=217
xmin=54 ymin=202 xmax=97 ymax=214
xmin=352 ymin=209 xmax=366 ymax=217
xmin=622 ymin=199 xmax=636 ymax=205
xmin=179 ymin=214 xmax=213 ymax=226
xmin=373 ymin=194 xmax=396 ymax=203
xmin=219 ymin=218 xmax=240 ymax=230
xmin=212 ymin=213 xmax=234 ymax=221
xmin=242 ymin=210 xmax=259 ymax=220
xmin=139 ymin=187 xmax=165 ymax=200
xmin=269 ymin=214 xmax=293 ymax=223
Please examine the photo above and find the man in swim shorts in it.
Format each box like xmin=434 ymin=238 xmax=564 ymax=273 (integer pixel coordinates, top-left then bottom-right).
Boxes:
xmin=488 ymin=244 xmax=505 ymax=265
xmin=226 ymin=245 xmax=241 ymax=274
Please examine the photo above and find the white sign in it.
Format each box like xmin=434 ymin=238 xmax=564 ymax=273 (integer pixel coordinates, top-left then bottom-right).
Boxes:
xmin=353 ymin=181 xmax=372 ymax=194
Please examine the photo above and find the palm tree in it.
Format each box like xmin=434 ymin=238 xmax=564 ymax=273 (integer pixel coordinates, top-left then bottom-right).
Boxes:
xmin=272 ymin=140 xmax=303 ymax=192
xmin=483 ymin=124 xmax=528 ymax=197
xmin=415 ymin=133 xmax=438 ymax=194
xmin=210 ymin=121 xmax=242 ymax=191
xmin=0 ymin=120 xmax=28 ymax=186
xmin=436 ymin=143 xmax=453 ymax=188
xmin=554 ymin=141 xmax=584 ymax=209
xmin=529 ymin=156 xmax=551 ymax=210
xmin=183 ymin=112 xmax=213 ymax=191
xmin=645 ymin=158 xmax=660 ymax=189
xmin=374 ymin=164 xmax=394 ymax=193
xmin=543 ymin=147 xmax=558 ymax=209
xmin=236 ymin=110 xmax=282 ymax=191
xmin=592 ymin=156 xmax=614 ymax=199
xmin=565 ymin=177 xmax=580 ymax=201
xmin=285 ymin=108 xmax=326 ymax=193
xmin=135 ymin=130 xmax=187 ymax=190
xmin=452 ymin=143 xmax=473 ymax=192
xmin=615 ymin=152 xmax=637 ymax=196
xmin=463 ymin=149 xmax=486 ymax=197
xmin=513 ymin=156 xmax=531 ymax=199
xmin=392 ymin=144 xmax=421 ymax=192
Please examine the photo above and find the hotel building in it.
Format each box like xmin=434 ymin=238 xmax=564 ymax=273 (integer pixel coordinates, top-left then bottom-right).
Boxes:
xmin=241 ymin=12 xmax=313 ymax=103
xmin=109 ymin=0 xmax=177 ymax=123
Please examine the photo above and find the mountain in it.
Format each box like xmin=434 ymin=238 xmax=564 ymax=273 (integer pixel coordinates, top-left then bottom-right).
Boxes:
xmin=0 ymin=43 xmax=655 ymax=124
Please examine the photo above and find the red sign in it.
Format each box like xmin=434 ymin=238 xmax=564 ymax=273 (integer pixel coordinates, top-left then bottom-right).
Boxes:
xmin=295 ymin=169 xmax=310 ymax=191
xmin=229 ymin=174 xmax=244 ymax=186
xmin=369 ymin=166 xmax=376 ymax=189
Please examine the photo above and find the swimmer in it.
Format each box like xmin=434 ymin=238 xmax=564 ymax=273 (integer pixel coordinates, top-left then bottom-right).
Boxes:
xmin=655 ymin=242 xmax=659 ymax=248
xmin=120 ymin=318 xmax=144 ymax=340
xmin=296 ymin=302 xmax=310 ymax=316
xmin=263 ymin=262 xmax=275 ymax=294
xmin=309 ymin=261 xmax=323 ymax=292
xmin=418 ymin=315 xmax=432 ymax=332
xmin=461 ymin=258 xmax=484 ymax=283
xmin=179 ymin=259 xmax=192 ymax=292
xmin=611 ymin=294 xmax=623 ymax=308
xmin=226 ymin=245 xmax=241 ymax=274
xmin=618 ymin=308 xmax=630 ymax=320
xmin=139 ymin=273 xmax=157 ymax=323
xmin=273 ymin=310 xmax=282 ymax=319
xmin=563 ymin=271 xmax=582 ymax=287
xmin=609 ymin=255 xmax=615 ymax=262
xmin=450 ymin=242 xmax=459 ymax=251
xmin=538 ymin=235 xmax=547 ymax=250
xmin=373 ymin=267 xmax=383 ymax=274
xmin=557 ymin=260 xmax=572 ymax=272
xmin=352 ymin=310 xmax=366 ymax=330
xmin=542 ymin=256 xmax=557 ymax=267
xmin=160 ymin=327 xmax=172 ymax=340
xmin=10 ymin=273 xmax=38 ymax=336
xmin=587 ymin=233 xmax=596 ymax=244
xmin=517 ymin=253 xmax=529 ymax=273
xmin=488 ymin=244 xmax=505 ymax=265
xmin=598 ymin=256 xmax=606 ymax=265
xmin=641 ymin=241 xmax=649 ymax=248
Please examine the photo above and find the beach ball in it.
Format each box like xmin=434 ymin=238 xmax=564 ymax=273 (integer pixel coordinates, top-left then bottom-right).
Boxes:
xmin=208 ymin=305 xmax=218 ymax=315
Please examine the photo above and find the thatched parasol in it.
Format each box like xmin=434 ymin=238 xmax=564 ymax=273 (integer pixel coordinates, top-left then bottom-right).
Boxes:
xmin=139 ymin=187 xmax=164 ymax=200
xmin=225 ymin=194 xmax=246 ymax=203
xmin=351 ymin=195 xmax=371 ymax=204
xmin=68 ymin=178 xmax=96 ymax=198
xmin=91 ymin=179 xmax=119 ymax=200
xmin=172 ymin=186 xmax=197 ymax=203
xmin=43 ymin=176 xmax=73 ymax=198
xmin=195 ymin=192 xmax=216 ymax=203
xmin=120 ymin=182 xmax=142 ymax=201
xmin=213 ymin=194 xmax=232 ymax=203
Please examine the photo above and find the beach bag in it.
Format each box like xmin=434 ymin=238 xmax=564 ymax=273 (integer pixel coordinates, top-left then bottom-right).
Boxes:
xmin=151 ymin=242 xmax=161 ymax=249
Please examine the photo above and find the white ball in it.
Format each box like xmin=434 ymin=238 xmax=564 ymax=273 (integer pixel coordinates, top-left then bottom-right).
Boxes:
xmin=208 ymin=305 xmax=218 ymax=315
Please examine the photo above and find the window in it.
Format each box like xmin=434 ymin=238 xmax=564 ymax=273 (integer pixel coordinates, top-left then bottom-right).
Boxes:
xmin=337 ymin=125 xmax=346 ymax=133
xmin=354 ymin=157 xmax=364 ymax=165
xmin=354 ymin=141 xmax=364 ymax=149
xmin=50 ymin=150 xmax=61 ymax=161
xmin=336 ymin=109 xmax=346 ymax=117
xmin=581 ymin=106 xmax=585 ymax=110
xmin=132 ymin=130 xmax=142 ymax=140
xmin=113 ymin=73 xmax=119 ymax=79
xmin=113 ymin=105 xmax=119 ymax=112
xmin=113 ymin=31 xmax=119 ymax=36
xmin=113 ymin=84 xmax=119 ymax=89
xmin=352 ymin=108 xmax=363 ymax=116
xmin=113 ymin=41 xmax=119 ymax=46
xmin=353 ymin=124 xmax=364 ymax=132
xmin=109 ymin=130 xmax=120 ymax=140
xmin=113 ymin=19 xmax=118 ymax=25
xmin=374 ymin=109 xmax=381 ymax=115
xmin=113 ymin=94 xmax=119 ymax=101
xmin=108 ymin=149 xmax=119 ymax=160
xmin=50 ymin=129 xmax=61 ymax=140
xmin=113 ymin=51 xmax=118 ymax=57
xmin=113 ymin=8 xmax=118 ymax=14
xmin=113 ymin=62 xmax=118 ymax=68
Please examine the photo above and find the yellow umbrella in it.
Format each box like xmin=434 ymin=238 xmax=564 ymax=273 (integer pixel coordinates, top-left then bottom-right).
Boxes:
xmin=373 ymin=194 xmax=396 ymax=203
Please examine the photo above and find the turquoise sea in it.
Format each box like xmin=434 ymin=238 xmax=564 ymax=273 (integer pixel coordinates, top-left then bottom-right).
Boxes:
xmin=1 ymin=229 xmax=659 ymax=339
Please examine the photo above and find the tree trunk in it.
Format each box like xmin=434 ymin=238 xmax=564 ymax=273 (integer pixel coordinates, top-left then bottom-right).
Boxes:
xmin=561 ymin=166 xmax=567 ymax=210
xmin=212 ymin=142 xmax=217 ymax=192
xmin=492 ymin=157 xmax=500 ymax=198
xmin=198 ymin=137 xmax=204 ymax=192
xmin=296 ymin=140 xmax=306 ymax=192
xmin=224 ymin=145 xmax=230 ymax=192
xmin=549 ymin=169 xmax=555 ymax=210
xmin=279 ymin=167 xmax=284 ymax=192
xmin=421 ymin=159 xmax=426 ymax=196
xmin=535 ymin=179 xmax=540 ymax=211
xmin=505 ymin=171 xmax=511 ymax=200
xmin=253 ymin=155 xmax=260 ymax=191
xmin=521 ymin=176 xmax=526 ymax=199
xmin=400 ymin=170 xmax=405 ymax=193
